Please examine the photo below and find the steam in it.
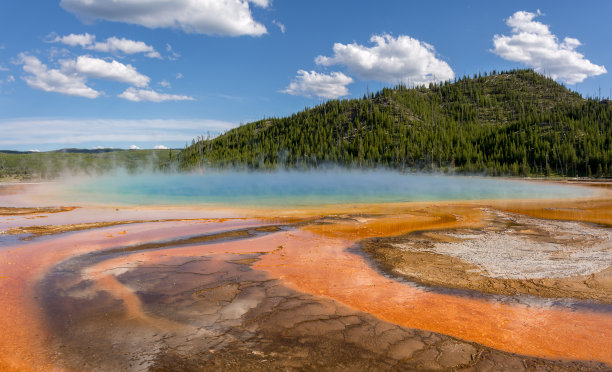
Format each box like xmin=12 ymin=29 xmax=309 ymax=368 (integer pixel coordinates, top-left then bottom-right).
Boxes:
xmin=54 ymin=169 xmax=593 ymax=207
xmin=0 ymin=149 xmax=174 ymax=180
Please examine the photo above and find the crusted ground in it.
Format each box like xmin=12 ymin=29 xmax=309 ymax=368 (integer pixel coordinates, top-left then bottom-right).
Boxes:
xmin=40 ymin=253 xmax=607 ymax=371
xmin=362 ymin=209 xmax=612 ymax=303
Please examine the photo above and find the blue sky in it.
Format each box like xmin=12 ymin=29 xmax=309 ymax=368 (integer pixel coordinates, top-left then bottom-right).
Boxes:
xmin=0 ymin=0 xmax=610 ymax=151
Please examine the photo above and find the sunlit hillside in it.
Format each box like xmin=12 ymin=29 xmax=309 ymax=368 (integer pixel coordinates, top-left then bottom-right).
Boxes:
xmin=180 ymin=69 xmax=611 ymax=177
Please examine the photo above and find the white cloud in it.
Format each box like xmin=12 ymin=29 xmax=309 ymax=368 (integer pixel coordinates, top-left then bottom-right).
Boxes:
xmin=492 ymin=10 xmax=606 ymax=84
xmin=62 ymin=56 xmax=150 ymax=87
xmin=315 ymin=34 xmax=454 ymax=85
xmin=282 ymin=70 xmax=353 ymax=99
xmin=0 ymin=118 xmax=236 ymax=147
xmin=52 ymin=32 xmax=95 ymax=48
xmin=51 ymin=33 xmax=161 ymax=58
xmin=60 ymin=0 xmax=269 ymax=36
xmin=129 ymin=145 xmax=140 ymax=150
xmin=94 ymin=36 xmax=160 ymax=58
xmin=176 ymin=73 xmax=184 ymax=79
xmin=18 ymin=54 xmax=100 ymax=98
xmin=18 ymin=54 xmax=159 ymax=98
xmin=28 ymin=149 xmax=41 ymax=152
xmin=160 ymin=80 xmax=171 ymax=88
xmin=118 ymin=87 xmax=195 ymax=102
xmin=154 ymin=144 xmax=169 ymax=150
xmin=272 ymin=20 xmax=286 ymax=34
xmin=0 ymin=65 xmax=9 ymax=71
xmin=7 ymin=75 xmax=15 ymax=83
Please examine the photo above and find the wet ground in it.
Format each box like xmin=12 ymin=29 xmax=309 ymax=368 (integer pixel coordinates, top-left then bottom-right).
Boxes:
xmin=0 ymin=185 xmax=611 ymax=371
xmin=39 ymin=247 xmax=608 ymax=371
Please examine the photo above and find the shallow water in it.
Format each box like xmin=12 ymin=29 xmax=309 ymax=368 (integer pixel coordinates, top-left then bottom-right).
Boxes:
xmin=59 ymin=170 xmax=593 ymax=206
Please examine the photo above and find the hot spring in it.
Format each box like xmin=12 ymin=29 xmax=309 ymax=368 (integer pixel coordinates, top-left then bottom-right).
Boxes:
xmin=57 ymin=170 xmax=593 ymax=206
xmin=1 ymin=171 xmax=610 ymax=370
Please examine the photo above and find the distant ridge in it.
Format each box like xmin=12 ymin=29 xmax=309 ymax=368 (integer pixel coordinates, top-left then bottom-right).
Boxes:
xmin=180 ymin=69 xmax=611 ymax=177
xmin=52 ymin=148 xmax=125 ymax=154
xmin=0 ymin=150 xmax=34 ymax=155
xmin=0 ymin=148 xmax=125 ymax=154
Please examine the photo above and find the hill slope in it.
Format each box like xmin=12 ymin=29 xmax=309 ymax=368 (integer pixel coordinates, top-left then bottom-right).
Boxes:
xmin=180 ymin=69 xmax=611 ymax=177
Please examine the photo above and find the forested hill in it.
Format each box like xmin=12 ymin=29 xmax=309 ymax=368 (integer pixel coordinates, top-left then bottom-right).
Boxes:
xmin=179 ymin=69 xmax=611 ymax=177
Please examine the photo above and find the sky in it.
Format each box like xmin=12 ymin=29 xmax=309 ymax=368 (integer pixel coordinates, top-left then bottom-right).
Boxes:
xmin=0 ymin=0 xmax=610 ymax=151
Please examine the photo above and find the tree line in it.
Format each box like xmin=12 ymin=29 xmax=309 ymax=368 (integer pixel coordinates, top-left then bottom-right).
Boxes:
xmin=179 ymin=69 xmax=611 ymax=177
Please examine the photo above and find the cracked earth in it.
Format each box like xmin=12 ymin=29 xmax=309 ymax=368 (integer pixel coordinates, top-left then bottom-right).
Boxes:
xmin=40 ymin=252 xmax=608 ymax=371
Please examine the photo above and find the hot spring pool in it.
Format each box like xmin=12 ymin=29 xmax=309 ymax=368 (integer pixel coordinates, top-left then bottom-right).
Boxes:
xmin=57 ymin=170 xmax=595 ymax=206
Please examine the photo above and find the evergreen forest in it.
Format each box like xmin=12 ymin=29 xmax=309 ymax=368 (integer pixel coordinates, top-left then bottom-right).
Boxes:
xmin=0 ymin=149 xmax=171 ymax=180
xmin=179 ymin=69 xmax=611 ymax=177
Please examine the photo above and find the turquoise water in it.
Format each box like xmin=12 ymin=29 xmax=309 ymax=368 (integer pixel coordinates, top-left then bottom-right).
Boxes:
xmin=62 ymin=171 xmax=593 ymax=206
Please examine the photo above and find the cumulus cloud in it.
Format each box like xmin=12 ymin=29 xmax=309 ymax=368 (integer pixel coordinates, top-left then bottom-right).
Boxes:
xmin=492 ymin=10 xmax=606 ymax=84
xmin=159 ymin=80 xmax=171 ymax=88
xmin=18 ymin=54 xmax=100 ymax=98
xmin=60 ymin=0 xmax=269 ymax=36
xmin=315 ymin=34 xmax=454 ymax=85
xmin=51 ymin=33 xmax=161 ymax=58
xmin=154 ymin=144 xmax=169 ymax=150
xmin=18 ymin=54 xmax=193 ymax=100
xmin=62 ymin=56 xmax=150 ymax=87
xmin=118 ymin=87 xmax=195 ymax=102
xmin=52 ymin=33 xmax=95 ymax=48
xmin=129 ymin=145 xmax=141 ymax=149
xmin=282 ymin=70 xmax=353 ymax=99
xmin=92 ymin=36 xmax=161 ymax=58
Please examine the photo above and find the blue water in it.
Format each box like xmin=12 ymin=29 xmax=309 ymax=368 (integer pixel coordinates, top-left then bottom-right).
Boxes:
xmin=63 ymin=170 xmax=593 ymax=206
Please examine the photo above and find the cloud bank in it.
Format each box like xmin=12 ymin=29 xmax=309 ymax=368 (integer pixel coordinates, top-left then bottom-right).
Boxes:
xmin=492 ymin=10 xmax=606 ymax=84
xmin=283 ymin=70 xmax=353 ymax=99
xmin=316 ymin=34 xmax=454 ymax=85
xmin=0 ymin=118 xmax=235 ymax=148
xmin=60 ymin=0 xmax=269 ymax=36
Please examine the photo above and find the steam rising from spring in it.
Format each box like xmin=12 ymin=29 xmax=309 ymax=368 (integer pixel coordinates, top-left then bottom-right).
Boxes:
xmin=56 ymin=169 xmax=593 ymax=207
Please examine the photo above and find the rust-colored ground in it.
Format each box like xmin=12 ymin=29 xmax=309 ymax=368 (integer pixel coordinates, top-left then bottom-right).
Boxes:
xmin=0 ymin=182 xmax=610 ymax=370
xmin=361 ymin=209 xmax=612 ymax=302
